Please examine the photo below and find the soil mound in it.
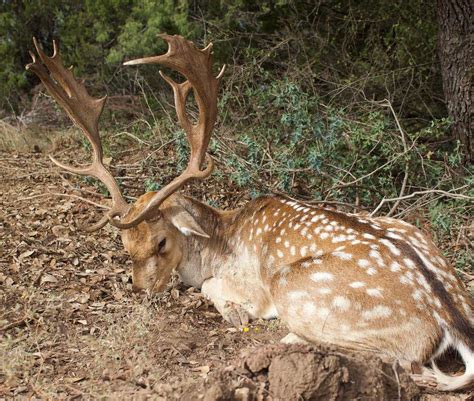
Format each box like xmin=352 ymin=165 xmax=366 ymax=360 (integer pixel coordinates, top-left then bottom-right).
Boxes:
xmin=189 ymin=343 xmax=420 ymax=401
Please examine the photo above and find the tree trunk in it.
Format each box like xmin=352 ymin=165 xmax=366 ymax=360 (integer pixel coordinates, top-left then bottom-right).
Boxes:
xmin=437 ymin=0 xmax=473 ymax=164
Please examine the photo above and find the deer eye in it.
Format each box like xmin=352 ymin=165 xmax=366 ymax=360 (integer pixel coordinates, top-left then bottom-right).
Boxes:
xmin=157 ymin=238 xmax=167 ymax=253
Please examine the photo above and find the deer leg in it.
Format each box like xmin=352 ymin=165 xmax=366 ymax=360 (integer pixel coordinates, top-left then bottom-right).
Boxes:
xmin=201 ymin=277 xmax=251 ymax=328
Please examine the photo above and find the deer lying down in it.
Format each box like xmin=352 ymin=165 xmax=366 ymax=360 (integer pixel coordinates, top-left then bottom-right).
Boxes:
xmin=27 ymin=35 xmax=473 ymax=391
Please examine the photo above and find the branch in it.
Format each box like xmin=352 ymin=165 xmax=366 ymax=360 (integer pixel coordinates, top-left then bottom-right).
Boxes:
xmin=18 ymin=192 xmax=110 ymax=209
xmin=370 ymin=186 xmax=471 ymax=217
xmin=384 ymin=99 xmax=410 ymax=216
xmin=329 ymin=142 xmax=416 ymax=190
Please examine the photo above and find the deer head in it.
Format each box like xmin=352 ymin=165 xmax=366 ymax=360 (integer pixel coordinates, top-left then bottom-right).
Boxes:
xmin=26 ymin=35 xmax=225 ymax=292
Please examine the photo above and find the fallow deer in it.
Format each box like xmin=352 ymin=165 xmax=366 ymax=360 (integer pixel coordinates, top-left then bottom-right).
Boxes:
xmin=26 ymin=35 xmax=473 ymax=391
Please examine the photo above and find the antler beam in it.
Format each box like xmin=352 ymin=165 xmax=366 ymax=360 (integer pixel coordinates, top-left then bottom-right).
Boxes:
xmin=113 ymin=34 xmax=225 ymax=228
xmin=26 ymin=38 xmax=128 ymax=231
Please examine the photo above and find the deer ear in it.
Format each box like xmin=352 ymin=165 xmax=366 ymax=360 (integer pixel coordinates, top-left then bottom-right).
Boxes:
xmin=169 ymin=209 xmax=210 ymax=238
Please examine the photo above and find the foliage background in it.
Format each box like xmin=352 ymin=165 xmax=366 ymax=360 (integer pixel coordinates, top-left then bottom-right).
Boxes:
xmin=1 ymin=0 xmax=472 ymax=270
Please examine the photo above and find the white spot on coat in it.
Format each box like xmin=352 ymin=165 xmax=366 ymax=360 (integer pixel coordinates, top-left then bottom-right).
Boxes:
xmin=349 ymin=281 xmax=366 ymax=288
xmin=362 ymin=305 xmax=392 ymax=320
xmin=358 ymin=259 xmax=370 ymax=268
xmin=311 ymin=272 xmax=334 ymax=282
xmin=318 ymin=287 xmax=332 ymax=295
xmin=389 ymin=261 xmax=402 ymax=272
xmin=333 ymin=251 xmax=352 ymax=260
xmin=386 ymin=232 xmax=403 ymax=240
xmin=412 ymin=289 xmax=423 ymax=301
xmin=366 ymin=288 xmax=383 ymax=298
xmin=288 ymin=290 xmax=308 ymax=300
xmin=332 ymin=234 xmax=347 ymax=243
xmin=332 ymin=296 xmax=351 ymax=311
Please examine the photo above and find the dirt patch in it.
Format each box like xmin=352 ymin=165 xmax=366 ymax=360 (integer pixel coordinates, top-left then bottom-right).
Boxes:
xmin=189 ymin=343 xmax=420 ymax=401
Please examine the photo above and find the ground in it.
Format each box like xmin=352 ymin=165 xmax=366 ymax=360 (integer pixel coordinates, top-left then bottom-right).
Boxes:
xmin=0 ymin=132 xmax=472 ymax=400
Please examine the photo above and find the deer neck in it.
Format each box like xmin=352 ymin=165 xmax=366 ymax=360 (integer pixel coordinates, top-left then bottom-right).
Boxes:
xmin=175 ymin=196 xmax=263 ymax=289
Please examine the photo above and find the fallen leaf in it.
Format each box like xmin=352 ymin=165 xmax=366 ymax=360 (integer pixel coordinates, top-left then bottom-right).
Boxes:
xmin=41 ymin=274 xmax=58 ymax=284
xmin=18 ymin=250 xmax=34 ymax=261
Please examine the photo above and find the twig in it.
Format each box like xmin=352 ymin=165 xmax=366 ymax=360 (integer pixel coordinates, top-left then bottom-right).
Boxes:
xmin=112 ymin=131 xmax=151 ymax=146
xmin=60 ymin=175 xmax=112 ymax=198
xmin=64 ymin=384 xmax=85 ymax=398
xmin=134 ymin=73 xmax=158 ymax=127
xmin=330 ymin=142 xmax=416 ymax=191
xmin=392 ymin=360 xmax=402 ymax=401
xmin=28 ymin=381 xmax=52 ymax=401
xmin=306 ymin=199 xmax=369 ymax=211
xmin=0 ymin=316 xmax=31 ymax=332
xmin=370 ymin=186 xmax=471 ymax=217
xmin=143 ymin=138 xmax=177 ymax=162
xmin=384 ymin=99 xmax=410 ymax=217
xmin=18 ymin=192 xmax=110 ymax=209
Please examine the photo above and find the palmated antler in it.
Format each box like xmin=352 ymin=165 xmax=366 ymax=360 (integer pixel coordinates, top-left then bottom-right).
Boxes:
xmin=26 ymin=38 xmax=129 ymax=231
xmin=112 ymin=34 xmax=225 ymax=229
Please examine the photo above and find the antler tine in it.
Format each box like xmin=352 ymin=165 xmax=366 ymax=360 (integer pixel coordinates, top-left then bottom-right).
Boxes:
xmin=26 ymin=38 xmax=128 ymax=230
xmin=116 ymin=34 xmax=225 ymax=229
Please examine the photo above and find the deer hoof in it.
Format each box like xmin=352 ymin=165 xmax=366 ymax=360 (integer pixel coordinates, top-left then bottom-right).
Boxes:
xmin=223 ymin=301 xmax=249 ymax=328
